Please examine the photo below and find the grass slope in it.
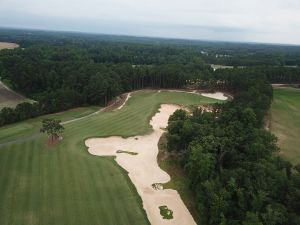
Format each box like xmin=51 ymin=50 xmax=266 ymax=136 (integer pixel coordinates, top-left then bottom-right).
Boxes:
xmin=0 ymin=81 xmax=31 ymax=109
xmin=0 ymin=90 xmax=219 ymax=225
xmin=271 ymin=87 xmax=300 ymax=164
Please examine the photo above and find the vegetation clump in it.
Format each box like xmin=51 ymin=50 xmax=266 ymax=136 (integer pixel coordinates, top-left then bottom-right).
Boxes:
xmin=159 ymin=206 xmax=173 ymax=219
xmin=151 ymin=183 xmax=163 ymax=190
xmin=116 ymin=150 xmax=138 ymax=155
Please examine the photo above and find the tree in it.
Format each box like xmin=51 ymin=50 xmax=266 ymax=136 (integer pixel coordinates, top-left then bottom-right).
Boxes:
xmin=40 ymin=118 xmax=64 ymax=142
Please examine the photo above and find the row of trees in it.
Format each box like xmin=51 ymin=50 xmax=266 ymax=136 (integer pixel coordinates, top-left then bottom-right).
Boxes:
xmin=0 ymin=30 xmax=299 ymax=127
xmin=2 ymin=28 xmax=300 ymax=66
xmin=166 ymin=71 xmax=300 ymax=224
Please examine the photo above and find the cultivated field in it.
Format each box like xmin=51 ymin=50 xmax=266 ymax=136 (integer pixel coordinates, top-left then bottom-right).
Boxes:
xmin=0 ymin=90 xmax=219 ymax=225
xmin=0 ymin=81 xmax=29 ymax=109
xmin=0 ymin=42 xmax=19 ymax=50
xmin=270 ymin=87 xmax=300 ymax=164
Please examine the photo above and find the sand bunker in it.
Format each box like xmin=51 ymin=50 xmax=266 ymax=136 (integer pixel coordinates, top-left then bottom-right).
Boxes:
xmin=86 ymin=104 xmax=196 ymax=225
xmin=201 ymin=92 xmax=228 ymax=100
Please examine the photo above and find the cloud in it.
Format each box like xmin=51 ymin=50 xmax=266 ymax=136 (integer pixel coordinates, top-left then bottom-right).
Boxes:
xmin=0 ymin=0 xmax=299 ymax=44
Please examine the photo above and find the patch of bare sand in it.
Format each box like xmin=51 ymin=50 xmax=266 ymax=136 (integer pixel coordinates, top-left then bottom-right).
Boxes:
xmin=201 ymin=92 xmax=228 ymax=100
xmin=85 ymin=104 xmax=196 ymax=225
xmin=0 ymin=42 xmax=19 ymax=50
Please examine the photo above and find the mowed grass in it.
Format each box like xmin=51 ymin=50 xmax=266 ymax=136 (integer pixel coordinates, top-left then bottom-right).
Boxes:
xmin=0 ymin=90 xmax=219 ymax=225
xmin=0 ymin=106 xmax=100 ymax=144
xmin=270 ymin=87 xmax=300 ymax=164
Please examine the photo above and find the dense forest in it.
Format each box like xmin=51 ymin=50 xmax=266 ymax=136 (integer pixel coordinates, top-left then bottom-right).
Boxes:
xmin=167 ymin=72 xmax=300 ymax=225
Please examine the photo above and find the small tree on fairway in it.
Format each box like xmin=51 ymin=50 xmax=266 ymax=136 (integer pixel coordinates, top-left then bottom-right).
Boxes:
xmin=40 ymin=118 xmax=64 ymax=142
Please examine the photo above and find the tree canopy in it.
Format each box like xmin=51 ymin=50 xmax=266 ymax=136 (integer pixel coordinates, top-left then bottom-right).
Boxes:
xmin=40 ymin=118 xmax=64 ymax=142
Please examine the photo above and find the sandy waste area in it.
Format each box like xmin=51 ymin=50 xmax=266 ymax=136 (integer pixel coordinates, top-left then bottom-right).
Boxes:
xmin=85 ymin=104 xmax=197 ymax=225
xmin=201 ymin=92 xmax=228 ymax=100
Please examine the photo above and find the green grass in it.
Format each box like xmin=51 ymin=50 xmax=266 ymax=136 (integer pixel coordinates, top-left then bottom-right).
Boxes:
xmin=0 ymin=106 xmax=100 ymax=144
xmin=159 ymin=206 xmax=173 ymax=219
xmin=0 ymin=90 xmax=219 ymax=225
xmin=270 ymin=87 xmax=300 ymax=164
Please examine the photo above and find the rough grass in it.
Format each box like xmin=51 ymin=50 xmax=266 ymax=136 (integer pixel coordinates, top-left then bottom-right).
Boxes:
xmin=0 ymin=90 xmax=219 ymax=225
xmin=270 ymin=87 xmax=300 ymax=164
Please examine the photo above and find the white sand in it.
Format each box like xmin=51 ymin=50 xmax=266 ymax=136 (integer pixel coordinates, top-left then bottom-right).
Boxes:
xmin=85 ymin=104 xmax=197 ymax=225
xmin=201 ymin=92 xmax=228 ymax=100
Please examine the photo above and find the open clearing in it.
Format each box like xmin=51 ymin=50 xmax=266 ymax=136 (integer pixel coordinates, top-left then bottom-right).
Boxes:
xmin=0 ymin=42 xmax=19 ymax=50
xmin=0 ymin=90 xmax=219 ymax=225
xmin=0 ymin=81 xmax=30 ymax=109
xmin=210 ymin=64 xmax=234 ymax=71
xmin=270 ymin=87 xmax=300 ymax=164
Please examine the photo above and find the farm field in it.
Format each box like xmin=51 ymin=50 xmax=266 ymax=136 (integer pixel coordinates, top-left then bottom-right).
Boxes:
xmin=0 ymin=42 xmax=19 ymax=50
xmin=0 ymin=81 xmax=30 ymax=109
xmin=270 ymin=87 xmax=300 ymax=164
xmin=0 ymin=90 xmax=219 ymax=225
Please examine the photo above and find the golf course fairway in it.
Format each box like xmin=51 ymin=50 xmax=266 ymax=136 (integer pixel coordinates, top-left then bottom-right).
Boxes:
xmin=270 ymin=87 xmax=300 ymax=164
xmin=0 ymin=90 xmax=219 ymax=225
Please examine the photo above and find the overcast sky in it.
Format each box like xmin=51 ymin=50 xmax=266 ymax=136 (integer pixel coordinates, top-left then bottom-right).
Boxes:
xmin=0 ymin=0 xmax=299 ymax=45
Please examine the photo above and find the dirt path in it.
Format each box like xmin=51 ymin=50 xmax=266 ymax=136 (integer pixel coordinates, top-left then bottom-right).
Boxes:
xmin=117 ymin=93 xmax=131 ymax=110
xmin=85 ymin=104 xmax=197 ymax=225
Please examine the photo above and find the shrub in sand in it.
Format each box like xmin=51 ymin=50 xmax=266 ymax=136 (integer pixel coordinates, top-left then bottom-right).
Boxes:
xmin=116 ymin=150 xmax=138 ymax=155
xmin=159 ymin=205 xmax=173 ymax=219
xmin=40 ymin=118 xmax=64 ymax=144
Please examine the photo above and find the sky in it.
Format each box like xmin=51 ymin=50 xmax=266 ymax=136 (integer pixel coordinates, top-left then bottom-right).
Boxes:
xmin=0 ymin=0 xmax=300 ymax=45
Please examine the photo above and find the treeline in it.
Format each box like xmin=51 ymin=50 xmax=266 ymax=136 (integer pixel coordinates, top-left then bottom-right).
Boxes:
xmin=260 ymin=66 xmax=300 ymax=83
xmin=1 ymin=28 xmax=300 ymax=66
xmin=0 ymin=44 xmax=213 ymax=126
xmin=166 ymin=72 xmax=300 ymax=224
xmin=1 ymin=29 xmax=300 ymax=126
